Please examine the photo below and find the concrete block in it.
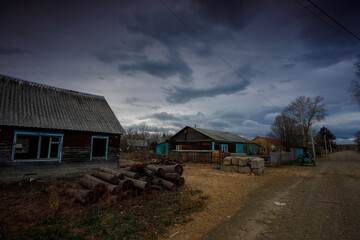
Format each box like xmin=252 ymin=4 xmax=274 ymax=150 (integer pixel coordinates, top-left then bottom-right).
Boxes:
xmin=251 ymin=158 xmax=264 ymax=169
xmin=253 ymin=167 xmax=265 ymax=176
xmin=223 ymin=157 xmax=232 ymax=165
xmin=238 ymin=166 xmax=251 ymax=174
xmin=221 ymin=165 xmax=240 ymax=172
xmin=238 ymin=157 xmax=250 ymax=167
xmin=231 ymin=157 xmax=239 ymax=165
xmin=230 ymin=153 xmax=247 ymax=157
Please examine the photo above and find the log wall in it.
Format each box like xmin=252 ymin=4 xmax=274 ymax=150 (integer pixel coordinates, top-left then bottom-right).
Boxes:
xmin=0 ymin=126 xmax=121 ymax=165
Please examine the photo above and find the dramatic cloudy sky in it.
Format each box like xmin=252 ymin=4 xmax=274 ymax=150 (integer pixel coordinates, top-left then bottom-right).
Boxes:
xmin=1 ymin=0 xmax=359 ymax=143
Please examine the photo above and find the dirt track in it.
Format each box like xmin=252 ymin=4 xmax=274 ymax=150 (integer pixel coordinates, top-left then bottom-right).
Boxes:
xmin=202 ymin=151 xmax=360 ymax=240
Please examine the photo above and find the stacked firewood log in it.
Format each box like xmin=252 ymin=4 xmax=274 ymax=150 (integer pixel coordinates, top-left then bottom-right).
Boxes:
xmin=66 ymin=161 xmax=184 ymax=204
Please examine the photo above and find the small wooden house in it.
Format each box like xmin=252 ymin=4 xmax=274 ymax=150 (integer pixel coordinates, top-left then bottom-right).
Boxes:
xmin=251 ymin=136 xmax=284 ymax=154
xmin=156 ymin=126 xmax=259 ymax=155
xmin=0 ymin=75 xmax=125 ymax=166
xmin=127 ymin=140 xmax=148 ymax=151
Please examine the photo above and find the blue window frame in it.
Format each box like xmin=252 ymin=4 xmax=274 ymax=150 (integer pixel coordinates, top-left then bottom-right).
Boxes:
xmin=220 ymin=144 xmax=228 ymax=152
xmin=90 ymin=136 xmax=109 ymax=161
xmin=11 ymin=131 xmax=64 ymax=163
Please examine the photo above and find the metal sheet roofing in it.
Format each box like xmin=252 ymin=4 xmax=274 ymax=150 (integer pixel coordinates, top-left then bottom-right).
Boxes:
xmin=253 ymin=136 xmax=283 ymax=146
xmin=0 ymin=75 xmax=125 ymax=134
xmin=174 ymin=126 xmax=250 ymax=143
xmin=192 ymin=127 xmax=250 ymax=143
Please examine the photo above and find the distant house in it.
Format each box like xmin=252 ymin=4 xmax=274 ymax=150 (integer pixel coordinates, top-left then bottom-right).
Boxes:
xmin=251 ymin=136 xmax=284 ymax=154
xmin=127 ymin=140 xmax=148 ymax=151
xmin=0 ymin=75 xmax=125 ymax=166
xmin=156 ymin=126 xmax=259 ymax=155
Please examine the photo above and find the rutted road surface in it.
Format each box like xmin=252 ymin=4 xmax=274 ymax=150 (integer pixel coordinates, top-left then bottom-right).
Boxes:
xmin=201 ymin=151 xmax=360 ymax=240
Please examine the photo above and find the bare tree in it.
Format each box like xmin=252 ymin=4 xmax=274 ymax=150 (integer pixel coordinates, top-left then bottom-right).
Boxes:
xmin=138 ymin=122 xmax=150 ymax=149
xmin=283 ymin=96 xmax=327 ymax=147
xmin=121 ymin=127 xmax=139 ymax=152
xmin=268 ymin=113 xmax=302 ymax=150
xmin=354 ymin=131 xmax=360 ymax=149
xmin=350 ymin=55 xmax=360 ymax=106
xmin=150 ymin=127 xmax=162 ymax=143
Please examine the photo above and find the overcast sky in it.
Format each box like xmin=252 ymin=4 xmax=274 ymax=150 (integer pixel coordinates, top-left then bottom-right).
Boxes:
xmin=1 ymin=0 xmax=359 ymax=143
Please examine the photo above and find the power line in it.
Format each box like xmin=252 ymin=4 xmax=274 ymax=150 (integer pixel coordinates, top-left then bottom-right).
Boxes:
xmin=293 ymin=0 xmax=360 ymax=48
xmin=306 ymin=0 xmax=360 ymax=42
xmin=157 ymin=0 xmax=277 ymax=108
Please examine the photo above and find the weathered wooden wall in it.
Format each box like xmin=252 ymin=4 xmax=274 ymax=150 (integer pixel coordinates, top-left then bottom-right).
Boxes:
xmin=170 ymin=141 xmax=213 ymax=151
xmin=0 ymin=128 xmax=13 ymax=166
xmin=172 ymin=127 xmax=210 ymax=141
xmin=168 ymin=151 xmax=230 ymax=163
xmin=169 ymin=141 xmax=237 ymax=152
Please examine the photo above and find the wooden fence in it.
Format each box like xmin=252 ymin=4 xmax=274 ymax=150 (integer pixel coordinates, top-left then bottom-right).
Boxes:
xmin=169 ymin=150 xmax=230 ymax=164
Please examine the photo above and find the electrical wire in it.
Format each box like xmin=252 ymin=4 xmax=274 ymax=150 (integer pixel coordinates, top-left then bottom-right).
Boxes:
xmin=306 ymin=0 xmax=360 ymax=42
xmin=293 ymin=0 xmax=360 ymax=48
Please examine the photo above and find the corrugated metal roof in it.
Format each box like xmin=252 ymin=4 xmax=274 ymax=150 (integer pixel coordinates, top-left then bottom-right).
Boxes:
xmin=253 ymin=136 xmax=283 ymax=146
xmin=188 ymin=126 xmax=250 ymax=143
xmin=0 ymin=75 xmax=125 ymax=134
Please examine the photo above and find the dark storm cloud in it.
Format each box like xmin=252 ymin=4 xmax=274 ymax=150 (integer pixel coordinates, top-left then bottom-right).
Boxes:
xmin=142 ymin=111 xmax=204 ymax=122
xmin=94 ymin=39 xmax=152 ymax=64
xmin=208 ymin=120 xmax=232 ymax=130
xmin=164 ymin=79 xmax=248 ymax=104
xmin=218 ymin=111 xmax=246 ymax=120
xmin=0 ymin=45 xmax=27 ymax=55
xmin=118 ymin=49 xmax=193 ymax=83
xmin=297 ymin=0 xmax=360 ymax=67
xmin=194 ymin=0 xmax=251 ymax=30
xmin=151 ymin=112 xmax=182 ymax=121
xmin=125 ymin=97 xmax=139 ymax=104
xmin=297 ymin=48 xmax=354 ymax=67
xmin=282 ymin=63 xmax=295 ymax=68
xmin=95 ymin=51 xmax=130 ymax=64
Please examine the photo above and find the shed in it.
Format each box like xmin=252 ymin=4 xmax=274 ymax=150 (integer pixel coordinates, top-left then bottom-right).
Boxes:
xmin=127 ymin=140 xmax=148 ymax=151
xmin=251 ymin=136 xmax=284 ymax=154
xmin=0 ymin=75 xmax=125 ymax=166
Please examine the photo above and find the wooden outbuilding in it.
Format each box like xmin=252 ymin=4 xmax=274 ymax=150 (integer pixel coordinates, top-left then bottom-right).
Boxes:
xmin=156 ymin=126 xmax=259 ymax=155
xmin=251 ymin=136 xmax=284 ymax=154
xmin=0 ymin=75 xmax=125 ymax=166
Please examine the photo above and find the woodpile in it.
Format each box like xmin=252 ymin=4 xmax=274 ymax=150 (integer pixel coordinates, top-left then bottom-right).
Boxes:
xmin=66 ymin=161 xmax=185 ymax=204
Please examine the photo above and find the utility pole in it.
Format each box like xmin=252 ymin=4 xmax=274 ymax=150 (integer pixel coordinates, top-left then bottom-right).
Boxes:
xmin=310 ymin=126 xmax=316 ymax=159
xmin=329 ymin=138 xmax=333 ymax=152
xmin=324 ymin=134 xmax=328 ymax=155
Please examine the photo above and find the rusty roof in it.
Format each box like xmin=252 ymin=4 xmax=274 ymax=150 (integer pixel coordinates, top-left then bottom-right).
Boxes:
xmin=253 ymin=136 xmax=283 ymax=146
xmin=0 ymin=75 xmax=125 ymax=134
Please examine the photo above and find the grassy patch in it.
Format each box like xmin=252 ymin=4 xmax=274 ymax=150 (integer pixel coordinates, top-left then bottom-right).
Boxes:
xmin=0 ymin=179 xmax=207 ymax=240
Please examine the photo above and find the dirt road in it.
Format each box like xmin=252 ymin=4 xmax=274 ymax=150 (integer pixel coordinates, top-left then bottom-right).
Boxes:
xmin=201 ymin=151 xmax=360 ymax=240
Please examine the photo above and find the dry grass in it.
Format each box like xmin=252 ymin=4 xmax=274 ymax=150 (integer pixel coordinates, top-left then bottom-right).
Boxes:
xmin=0 ymin=178 xmax=206 ymax=240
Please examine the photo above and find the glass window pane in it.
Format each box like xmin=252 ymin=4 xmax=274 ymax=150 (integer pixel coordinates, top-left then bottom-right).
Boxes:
xmin=14 ymin=135 xmax=39 ymax=159
xmin=50 ymin=144 xmax=59 ymax=158
xmin=40 ymin=136 xmax=50 ymax=158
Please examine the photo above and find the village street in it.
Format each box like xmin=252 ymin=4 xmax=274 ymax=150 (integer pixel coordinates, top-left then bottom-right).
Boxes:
xmin=201 ymin=151 xmax=360 ymax=240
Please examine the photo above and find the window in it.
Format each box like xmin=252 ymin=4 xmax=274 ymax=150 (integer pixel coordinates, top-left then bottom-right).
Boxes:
xmin=220 ymin=144 xmax=228 ymax=152
xmin=91 ymin=136 xmax=109 ymax=161
xmin=260 ymin=147 xmax=265 ymax=154
xmin=12 ymin=131 xmax=63 ymax=162
xmin=176 ymin=145 xmax=182 ymax=151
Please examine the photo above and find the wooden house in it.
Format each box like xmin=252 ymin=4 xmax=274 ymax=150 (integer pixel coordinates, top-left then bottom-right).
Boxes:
xmin=156 ymin=126 xmax=259 ymax=155
xmin=0 ymin=75 xmax=125 ymax=166
xmin=251 ymin=136 xmax=284 ymax=154
xmin=127 ymin=140 xmax=148 ymax=151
